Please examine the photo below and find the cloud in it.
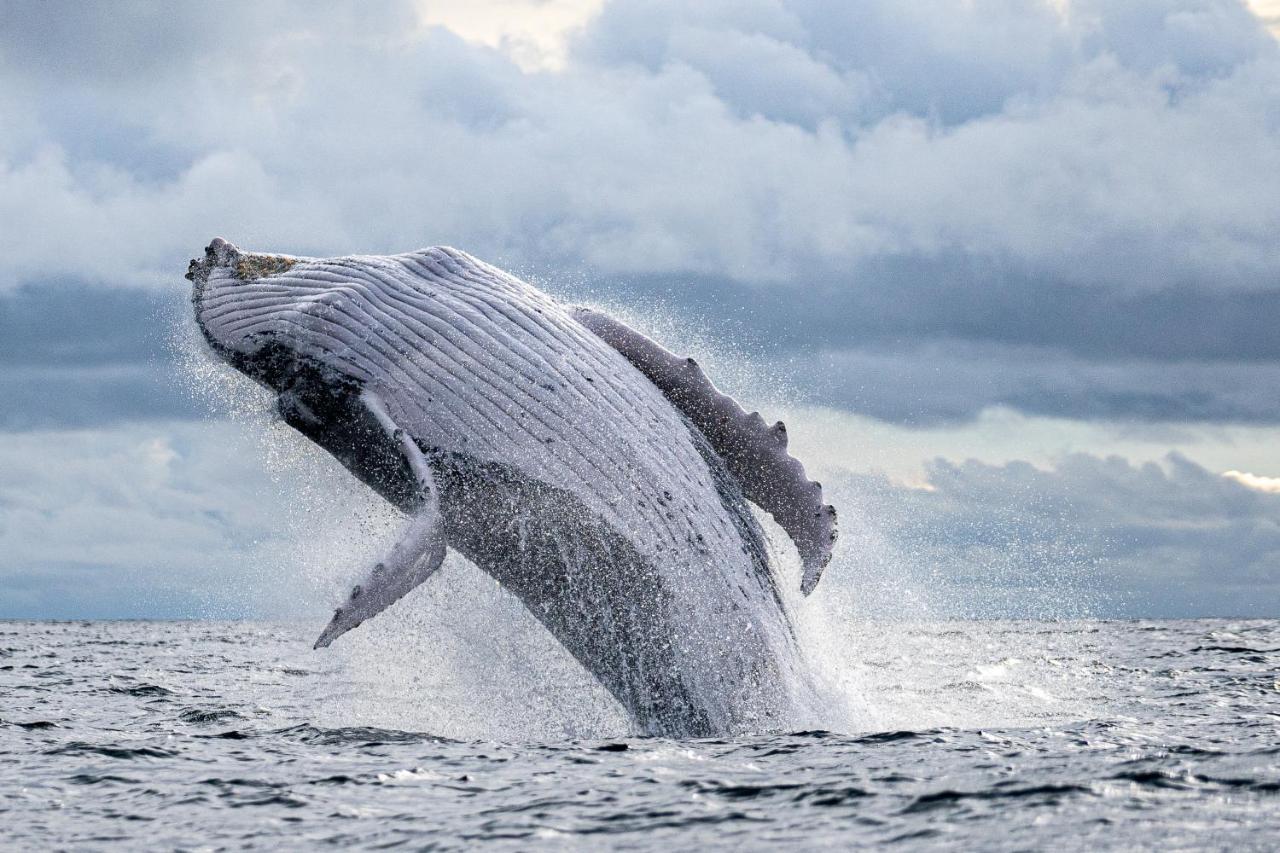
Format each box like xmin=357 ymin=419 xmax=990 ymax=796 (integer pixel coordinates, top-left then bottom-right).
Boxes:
xmin=0 ymin=414 xmax=417 ymax=620
xmin=0 ymin=283 xmax=207 ymax=429
xmin=2 ymin=1 xmax=1278 ymax=627
xmin=0 ymin=421 xmax=280 ymax=618
xmin=803 ymin=342 xmax=1280 ymax=425
xmin=3 ymin=413 xmax=1273 ymax=619
xmin=416 ymin=0 xmax=605 ymax=71
xmin=1223 ymin=469 xmax=1280 ymax=492
xmin=820 ymin=450 xmax=1280 ymax=619
xmin=1 ymin=0 xmax=1278 ymax=428
xmin=1 ymin=0 xmax=1276 ymax=289
xmin=1252 ymin=0 xmax=1280 ymax=35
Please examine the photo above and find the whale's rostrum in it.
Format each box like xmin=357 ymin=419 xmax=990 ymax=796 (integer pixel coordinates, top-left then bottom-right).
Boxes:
xmin=187 ymin=237 xmax=836 ymax=736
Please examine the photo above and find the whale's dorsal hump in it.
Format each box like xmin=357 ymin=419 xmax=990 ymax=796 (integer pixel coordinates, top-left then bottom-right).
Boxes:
xmin=571 ymin=307 xmax=837 ymax=593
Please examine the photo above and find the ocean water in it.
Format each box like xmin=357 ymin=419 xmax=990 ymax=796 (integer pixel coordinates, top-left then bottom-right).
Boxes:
xmin=2 ymin=618 xmax=1277 ymax=850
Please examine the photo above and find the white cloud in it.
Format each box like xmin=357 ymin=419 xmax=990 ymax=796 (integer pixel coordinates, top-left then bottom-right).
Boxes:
xmin=1223 ymin=469 xmax=1280 ymax=492
xmin=0 ymin=0 xmax=1276 ymax=294
xmin=415 ymin=0 xmax=605 ymax=70
xmin=0 ymin=417 xmax=395 ymax=618
xmin=762 ymin=403 xmax=1280 ymax=492
xmin=1248 ymin=0 xmax=1280 ymax=35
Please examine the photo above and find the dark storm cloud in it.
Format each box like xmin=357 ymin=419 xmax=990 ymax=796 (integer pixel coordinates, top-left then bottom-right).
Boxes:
xmin=572 ymin=269 xmax=1280 ymax=424
xmin=0 ymin=284 xmax=204 ymax=428
xmin=0 ymin=282 xmax=171 ymax=366
xmin=589 ymin=264 xmax=1280 ymax=362
xmin=0 ymin=0 xmax=1278 ymax=426
xmin=800 ymin=344 xmax=1280 ymax=425
xmin=826 ymin=451 xmax=1280 ymax=619
xmin=0 ymin=364 xmax=203 ymax=430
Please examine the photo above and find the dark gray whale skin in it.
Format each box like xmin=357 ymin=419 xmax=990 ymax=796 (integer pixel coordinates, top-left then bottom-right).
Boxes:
xmin=258 ymin=346 xmax=768 ymax=735
xmin=188 ymin=239 xmax=829 ymax=736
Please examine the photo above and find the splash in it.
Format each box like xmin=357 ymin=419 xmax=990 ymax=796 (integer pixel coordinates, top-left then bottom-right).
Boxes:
xmin=559 ymin=301 xmax=1108 ymax=732
xmin=170 ymin=281 xmax=1104 ymax=740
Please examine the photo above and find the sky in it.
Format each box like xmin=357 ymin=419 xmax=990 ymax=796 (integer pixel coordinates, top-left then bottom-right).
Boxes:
xmin=1 ymin=0 xmax=1278 ymax=621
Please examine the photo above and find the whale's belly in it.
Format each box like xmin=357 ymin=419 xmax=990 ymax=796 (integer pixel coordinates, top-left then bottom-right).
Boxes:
xmin=427 ymin=434 xmax=795 ymax=735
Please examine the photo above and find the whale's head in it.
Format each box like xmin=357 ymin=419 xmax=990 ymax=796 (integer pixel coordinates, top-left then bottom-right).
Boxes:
xmin=186 ymin=237 xmax=373 ymax=423
xmin=188 ymin=238 xmax=432 ymax=510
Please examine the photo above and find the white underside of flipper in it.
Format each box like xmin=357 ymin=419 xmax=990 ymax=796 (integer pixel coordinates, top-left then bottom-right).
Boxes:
xmin=313 ymin=391 xmax=448 ymax=649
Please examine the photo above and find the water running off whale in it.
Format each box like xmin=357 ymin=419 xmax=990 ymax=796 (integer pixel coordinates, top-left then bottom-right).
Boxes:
xmin=187 ymin=238 xmax=837 ymax=736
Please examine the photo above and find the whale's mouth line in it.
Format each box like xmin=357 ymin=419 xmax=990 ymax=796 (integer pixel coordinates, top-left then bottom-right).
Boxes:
xmin=189 ymin=282 xmax=368 ymax=432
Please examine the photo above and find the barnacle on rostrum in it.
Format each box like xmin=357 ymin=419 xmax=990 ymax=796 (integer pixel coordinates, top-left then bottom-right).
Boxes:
xmin=235 ymin=253 xmax=298 ymax=280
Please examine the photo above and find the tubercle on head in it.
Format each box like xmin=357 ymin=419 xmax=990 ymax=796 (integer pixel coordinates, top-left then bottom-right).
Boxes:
xmin=185 ymin=237 xmax=298 ymax=286
xmin=185 ymin=237 xmax=240 ymax=286
xmin=235 ymin=254 xmax=298 ymax=280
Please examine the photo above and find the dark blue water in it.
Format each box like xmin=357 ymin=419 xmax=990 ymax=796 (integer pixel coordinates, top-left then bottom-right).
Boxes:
xmin=2 ymin=618 xmax=1277 ymax=849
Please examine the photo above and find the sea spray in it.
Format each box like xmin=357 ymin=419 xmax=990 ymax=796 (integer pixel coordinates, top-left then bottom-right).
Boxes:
xmin=171 ymin=270 xmax=1105 ymax=738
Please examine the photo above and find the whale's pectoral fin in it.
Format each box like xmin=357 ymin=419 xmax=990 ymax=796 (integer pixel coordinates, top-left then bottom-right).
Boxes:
xmin=571 ymin=306 xmax=837 ymax=594
xmin=314 ymin=392 xmax=448 ymax=649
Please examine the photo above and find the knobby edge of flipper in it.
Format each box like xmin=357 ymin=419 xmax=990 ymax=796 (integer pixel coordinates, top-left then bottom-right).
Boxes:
xmin=313 ymin=390 xmax=449 ymax=649
xmin=570 ymin=306 xmax=837 ymax=593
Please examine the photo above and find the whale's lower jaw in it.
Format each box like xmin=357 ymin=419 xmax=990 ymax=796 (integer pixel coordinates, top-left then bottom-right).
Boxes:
xmin=427 ymin=436 xmax=806 ymax=737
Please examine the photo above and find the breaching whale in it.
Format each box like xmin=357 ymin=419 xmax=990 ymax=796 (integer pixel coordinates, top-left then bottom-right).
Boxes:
xmin=187 ymin=238 xmax=836 ymax=736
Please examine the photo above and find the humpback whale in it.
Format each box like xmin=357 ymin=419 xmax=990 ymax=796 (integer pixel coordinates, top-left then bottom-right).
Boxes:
xmin=187 ymin=238 xmax=836 ymax=736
